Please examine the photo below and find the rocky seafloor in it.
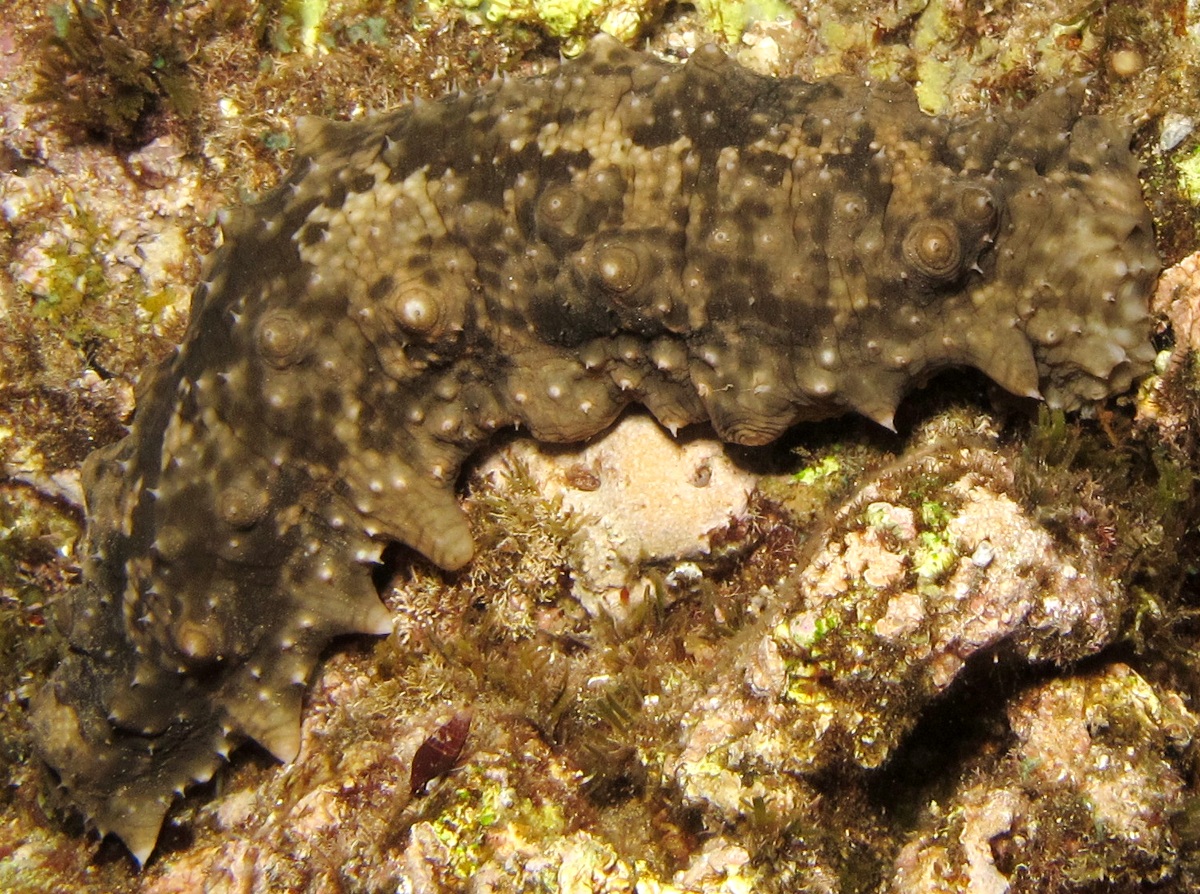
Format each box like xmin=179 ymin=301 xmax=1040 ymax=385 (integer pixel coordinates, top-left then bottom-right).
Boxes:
xmin=2 ymin=1 xmax=1200 ymax=892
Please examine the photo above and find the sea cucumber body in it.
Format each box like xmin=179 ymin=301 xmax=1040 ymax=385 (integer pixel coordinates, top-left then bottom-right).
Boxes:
xmin=31 ymin=36 xmax=1158 ymax=863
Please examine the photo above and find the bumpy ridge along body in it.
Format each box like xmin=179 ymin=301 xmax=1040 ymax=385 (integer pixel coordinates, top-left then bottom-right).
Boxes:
xmin=30 ymin=35 xmax=1158 ymax=865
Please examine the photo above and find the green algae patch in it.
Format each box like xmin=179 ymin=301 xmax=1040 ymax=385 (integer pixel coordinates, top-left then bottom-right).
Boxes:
xmin=27 ymin=197 xmax=113 ymax=328
xmin=428 ymin=0 xmax=667 ymax=51
xmin=428 ymin=0 xmax=793 ymax=50
xmin=692 ymin=0 xmax=794 ymax=43
xmin=281 ymin=0 xmax=330 ymax=51
xmin=1175 ymin=145 xmax=1200 ymax=204
xmin=423 ymin=766 xmax=568 ymax=880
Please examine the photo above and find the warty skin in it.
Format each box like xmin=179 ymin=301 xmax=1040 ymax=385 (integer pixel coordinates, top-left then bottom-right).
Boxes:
xmin=30 ymin=35 xmax=1158 ymax=865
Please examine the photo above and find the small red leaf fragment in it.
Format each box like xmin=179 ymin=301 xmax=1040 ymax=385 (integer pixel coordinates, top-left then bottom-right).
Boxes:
xmin=410 ymin=710 xmax=471 ymax=797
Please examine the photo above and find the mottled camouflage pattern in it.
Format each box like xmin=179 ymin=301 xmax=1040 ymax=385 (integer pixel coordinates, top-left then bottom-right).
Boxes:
xmin=30 ymin=36 xmax=1158 ymax=864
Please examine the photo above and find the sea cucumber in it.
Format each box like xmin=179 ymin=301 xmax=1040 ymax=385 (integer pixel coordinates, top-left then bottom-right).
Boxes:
xmin=29 ymin=35 xmax=1159 ymax=864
